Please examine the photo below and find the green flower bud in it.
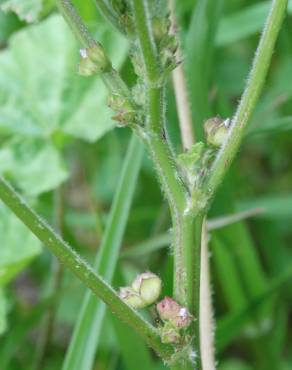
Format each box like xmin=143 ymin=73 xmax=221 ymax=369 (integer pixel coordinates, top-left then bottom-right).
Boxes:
xmin=152 ymin=17 xmax=170 ymax=41
xmin=161 ymin=34 xmax=178 ymax=54
xmin=132 ymin=272 xmax=162 ymax=306
xmin=159 ymin=322 xmax=181 ymax=344
xmin=78 ymin=43 xmax=111 ymax=77
xmin=130 ymin=49 xmax=144 ymax=78
xmin=88 ymin=44 xmax=111 ymax=69
xmin=112 ymin=111 xmax=136 ymax=126
xmin=157 ymin=297 xmax=193 ymax=329
xmin=107 ymin=94 xmax=136 ymax=126
xmin=107 ymin=94 xmax=132 ymax=112
xmin=204 ymin=116 xmax=230 ymax=147
xmin=119 ymin=287 xmax=145 ymax=309
xmin=78 ymin=56 xmax=99 ymax=77
xmin=132 ymin=83 xmax=145 ymax=106
xmin=178 ymin=142 xmax=205 ymax=170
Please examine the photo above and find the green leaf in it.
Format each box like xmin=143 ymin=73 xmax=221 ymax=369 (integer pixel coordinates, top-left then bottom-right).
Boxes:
xmin=0 ymin=15 xmax=128 ymax=195
xmin=238 ymin=194 xmax=292 ymax=220
xmin=0 ymin=0 xmax=43 ymax=23
xmin=216 ymin=0 xmax=292 ymax=46
xmin=185 ymin=0 xmax=223 ymax=139
xmin=216 ymin=2 xmax=270 ymax=46
xmin=0 ymin=139 xmax=68 ymax=197
xmin=0 ymin=15 xmax=128 ymax=142
xmin=0 ymin=203 xmax=41 ymax=286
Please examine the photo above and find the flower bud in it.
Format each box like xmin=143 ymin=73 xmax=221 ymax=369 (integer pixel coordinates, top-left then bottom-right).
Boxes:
xmin=160 ymin=322 xmax=181 ymax=344
xmin=132 ymin=83 xmax=145 ymax=106
xmin=119 ymin=287 xmax=145 ymax=309
xmin=78 ymin=43 xmax=111 ymax=77
xmin=157 ymin=297 xmax=193 ymax=329
xmin=132 ymin=272 xmax=162 ymax=306
xmin=204 ymin=116 xmax=230 ymax=147
xmin=178 ymin=142 xmax=205 ymax=170
xmin=78 ymin=56 xmax=99 ymax=77
xmin=152 ymin=17 xmax=170 ymax=41
xmin=107 ymin=94 xmax=136 ymax=126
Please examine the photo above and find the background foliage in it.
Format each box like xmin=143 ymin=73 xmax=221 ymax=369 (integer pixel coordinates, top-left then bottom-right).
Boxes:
xmin=0 ymin=0 xmax=292 ymax=369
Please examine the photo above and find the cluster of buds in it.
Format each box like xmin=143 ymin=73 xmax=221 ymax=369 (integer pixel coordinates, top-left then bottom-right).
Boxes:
xmin=107 ymin=93 xmax=136 ymax=126
xmin=177 ymin=142 xmax=205 ymax=183
xmin=153 ymin=15 xmax=180 ymax=75
xmin=78 ymin=43 xmax=111 ymax=77
xmin=119 ymin=272 xmax=162 ymax=309
xmin=111 ymin=0 xmax=135 ymax=35
xmin=204 ymin=116 xmax=231 ymax=147
xmin=156 ymin=297 xmax=193 ymax=344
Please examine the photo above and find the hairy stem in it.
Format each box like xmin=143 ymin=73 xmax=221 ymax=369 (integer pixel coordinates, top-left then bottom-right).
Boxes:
xmin=57 ymin=0 xmax=132 ymax=104
xmin=0 ymin=177 xmax=174 ymax=361
xmin=57 ymin=0 xmax=96 ymax=47
xmin=93 ymin=0 xmax=125 ymax=34
xmin=130 ymin=0 xmax=159 ymax=84
xmin=203 ymin=0 xmax=288 ymax=199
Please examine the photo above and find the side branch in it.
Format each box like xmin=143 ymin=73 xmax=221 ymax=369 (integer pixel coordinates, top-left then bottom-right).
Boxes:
xmin=0 ymin=177 xmax=173 ymax=361
xmin=203 ymin=0 xmax=288 ymax=199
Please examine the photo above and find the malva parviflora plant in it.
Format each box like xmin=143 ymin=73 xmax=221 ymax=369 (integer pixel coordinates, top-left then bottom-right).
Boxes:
xmin=0 ymin=0 xmax=288 ymax=369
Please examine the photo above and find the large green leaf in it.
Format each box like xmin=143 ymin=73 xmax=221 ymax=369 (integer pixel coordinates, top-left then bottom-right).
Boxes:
xmin=0 ymin=0 xmax=43 ymax=23
xmin=0 ymin=14 xmax=128 ymax=141
xmin=0 ymin=15 xmax=128 ymax=195
xmin=0 ymin=139 xmax=68 ymax=197
xmin=0 ymin=203 xmax=41 ymax=286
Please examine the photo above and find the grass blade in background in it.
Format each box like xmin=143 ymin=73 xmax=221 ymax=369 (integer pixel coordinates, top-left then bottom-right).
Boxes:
xmin=62 ymin=135 xmax=143 ymax=370
xmin=184 ymin=0 xmax=223 ymax=140
xmin=216 ymin=0 xmax=292 ymax=46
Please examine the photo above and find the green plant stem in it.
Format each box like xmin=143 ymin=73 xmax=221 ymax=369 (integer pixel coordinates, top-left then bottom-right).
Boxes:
xmin=57 ymin=0 xmax=96 ymax=47
xmin=145 ymin=87 xmax=189 ymax=304
xmin=131 ymin=5 xmax=203 ymax=359
xmin=0 ymin=177 xmax=174 ymax=362
xmin=130 ymin=0 xmax=193 ymax=307
xmin=57 ymin=0 xmax=132 ymax=105
xmin=139 ymin=26 xmax=203 ymax=370
xmin=93 ymin=0 xmax=125 ymax=34
xmin=130 ymin=0 xmax=159 ymax=84
xmin=203 ymin=0 xmax=288 ymax=199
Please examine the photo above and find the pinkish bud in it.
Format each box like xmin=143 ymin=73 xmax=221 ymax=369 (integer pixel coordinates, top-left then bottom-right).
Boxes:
xmin=157 ymin=297 xmax=193 ymax=329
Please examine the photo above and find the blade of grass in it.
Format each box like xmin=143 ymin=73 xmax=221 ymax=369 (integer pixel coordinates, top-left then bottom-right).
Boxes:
xmin=216 ymin=0 xmax=292 ymax=46
xmin=63 ymin=134 xmax=144 ymax=370
xmin=185 ymin=0 xmax=223 ymax=140
xmin=216 ymin=259 xmax=292 ymax=351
